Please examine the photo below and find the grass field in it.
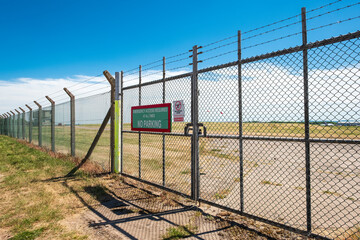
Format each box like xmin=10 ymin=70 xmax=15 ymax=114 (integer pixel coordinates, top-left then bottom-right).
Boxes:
xmin=22 ymin=124 xmax=111 ymax=171
xmin=0 ymin=135 xmax=115 ymax=239
xmin=4 ymin=121 xmax=360 ymax=239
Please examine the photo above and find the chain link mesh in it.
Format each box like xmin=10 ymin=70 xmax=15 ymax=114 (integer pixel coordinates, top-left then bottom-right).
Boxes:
xmin=75 ymin=92 xmax=111 ymax=172
xmin=307 ymin=37 xmax=360 ymax=239
xmin=120 ymin=33 xmax=360 ymax=239
xmin=42 ymin=106 xmax=52 ymax=150
xmin=54 ymin=101 xmax=71 ymax=154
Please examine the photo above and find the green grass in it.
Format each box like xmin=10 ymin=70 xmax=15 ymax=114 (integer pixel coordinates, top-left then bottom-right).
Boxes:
xmin=162 ymin=225 xmax=198 ymax=240
xmin=0 ymin=135 xmax=93 ymax=239
xmin=214 ymin=189 xmax=231 ymax=200
xmin=260 ymin=180 xmax=282 ymax=186
xmin=9 ymin=228 xmax=44 ymax=240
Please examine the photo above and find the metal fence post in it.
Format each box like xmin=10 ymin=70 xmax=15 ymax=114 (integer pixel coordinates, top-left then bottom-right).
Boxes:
xmin=64 ymin=88 xmax=75 ymax=157
xmin=15 ymin=109 xmax=21 ymax=139
xmin=0 ymin=116 xmax=2 ymax=135
xmin=162 ymin=56 xmax=166 ymax=187
xmin=26 ymin=105 xmax=32 ymax=143
xmin=10 ymin=111 xmax=15 ymax=138
xmin=7 ymin=112 xmax=12 ymax=137
xmin=6 ymin=113 xmax=9 ymax=136
xmin=4 ymin=115 xmax=7 ymax=136
xmin=46 ymin=96 xmax=56 ymax=152
xmin=139 ymin=65 xmax=142 ymax=179
xmin=34 ymin=101 xmax=42 ymax=147
xmin=5 ymin=114 xmax=8 ymax=136
xmin=237 ymin=30 xmax=244 ymax=213
xmin=302 ymin=7 xmax=311 ymax=234
xmin=115 ymin=72 xmax=121 ymax=173
xmin=19 ymin=107 xmax=26 ymax=140
xmin=103 ymin=70 xmax=115 ymax=173
xmin=191 ymin=45 xmax=200 ymax=201
xmin=1 ymin=115 xmax=3 ymax=135
xmin=120 ymin=71 xmax=124 ymax=174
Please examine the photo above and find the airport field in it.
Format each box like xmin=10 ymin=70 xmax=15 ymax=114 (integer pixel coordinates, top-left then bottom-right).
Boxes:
xmin=20 ymin=121 xmax=360 ymax=238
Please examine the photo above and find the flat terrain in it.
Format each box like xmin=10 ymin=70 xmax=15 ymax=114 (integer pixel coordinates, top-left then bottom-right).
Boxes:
xmin=0 ymin=135 xmax=316 ymax=240
xmin=5 ymin=121 xmax=360 ymax=239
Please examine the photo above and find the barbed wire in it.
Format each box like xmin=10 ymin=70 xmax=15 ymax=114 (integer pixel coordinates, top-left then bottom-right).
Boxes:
xmin=201 ymin=49 xmax=237 ymax=62
xmin=167 ymin=51 xmax=190 ymax=59
xmin=167 ymin=56 xmax=190 ymax=65
xmin=142 ymin=63 xmax=164 ymax=72
xmin=202 ymin=40 xmax=238 ymax=54
xmin=67 ymin=78 xmax=108 ymax=94
xmin=166 ymin=64 xmax=190 ymax=72
xmin=243 ymin=20 xmax=301 ymax=41
xmin=307 ymin=2 xmax=360 ymax=21
xmin=123 ymin=51 xmax=189 ymax=75
xmin=242 ymin=31 xmax=302 ymax=50
xmin=202 ymin=35 xmax=238 ymax=48
xmin=243 ymin=14 xmax=301 ymax=36
xmin=75 ymin=87 xmax=110 ymax=99
xmin=308 ymin=15 xmax=360 ymax=33
xmin=307 ymin=0 xmax=344 ymax=14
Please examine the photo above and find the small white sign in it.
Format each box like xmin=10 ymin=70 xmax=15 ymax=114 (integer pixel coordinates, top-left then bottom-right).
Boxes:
xmin=173 ymin=100 xmax=185 ymax=122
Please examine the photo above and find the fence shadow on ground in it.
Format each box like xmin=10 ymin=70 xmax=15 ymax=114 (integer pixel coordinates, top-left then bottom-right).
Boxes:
xmin=42 ymin=169 xmax=278 ymax=240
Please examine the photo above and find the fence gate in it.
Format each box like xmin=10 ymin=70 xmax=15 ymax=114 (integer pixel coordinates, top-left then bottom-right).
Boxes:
xmin=119 ymin=30 xmax=360 ymax=240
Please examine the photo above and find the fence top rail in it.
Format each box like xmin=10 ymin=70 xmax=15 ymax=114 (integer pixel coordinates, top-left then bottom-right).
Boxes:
xmin=122 ymin=72 xmax=192 ymax=91
xmin=121 ymin=30 xmax=360 ymax=91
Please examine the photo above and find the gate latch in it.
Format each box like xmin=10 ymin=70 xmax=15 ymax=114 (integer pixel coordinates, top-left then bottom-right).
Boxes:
xmin=184 ymin=123 xmax=207 ymax=137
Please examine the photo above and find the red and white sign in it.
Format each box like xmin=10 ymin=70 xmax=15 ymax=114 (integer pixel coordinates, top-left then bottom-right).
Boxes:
xmin=173 ymin=100 xmax=185 ymax=122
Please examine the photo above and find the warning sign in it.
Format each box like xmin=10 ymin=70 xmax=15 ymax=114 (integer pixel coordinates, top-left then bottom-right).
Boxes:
xmin=173 ymin=100 xmax=185 ymax=122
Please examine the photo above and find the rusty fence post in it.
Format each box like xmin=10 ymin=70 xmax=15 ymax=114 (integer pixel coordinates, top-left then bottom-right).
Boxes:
xmin=34 ymin=101 xmax=42 ymax=147
xmin=25 ymin=105 xmax=32 ymax=143
xmin=19 ymin=107 xmax=26 ymax=140
xmin=103 ymin=70 xmax=115 ymax=173
xmin=46 ymin=96 xmax=56 ymax=152
xmin=64 ymin=88 xmax=75 ymax=157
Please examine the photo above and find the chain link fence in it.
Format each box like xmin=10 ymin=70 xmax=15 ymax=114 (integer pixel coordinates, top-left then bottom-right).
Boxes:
xmin=1 ymin=3 xmax=359 ymax=239
xmin=120 ymin=30 xmax=360 ymax=240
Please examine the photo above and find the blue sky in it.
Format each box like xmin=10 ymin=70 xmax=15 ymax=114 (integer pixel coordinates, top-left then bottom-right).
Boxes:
xmin=0 ymin=0 xmax=359 ymax=115
xmin=0 ymin=0 xmax=359 ymax=81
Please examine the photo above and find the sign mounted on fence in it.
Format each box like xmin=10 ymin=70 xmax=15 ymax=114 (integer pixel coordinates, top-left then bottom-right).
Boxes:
xmin=131 ymin=103 xmax=172 ymax=132
xmin=173 ymin=100 xmax=185 ymax=122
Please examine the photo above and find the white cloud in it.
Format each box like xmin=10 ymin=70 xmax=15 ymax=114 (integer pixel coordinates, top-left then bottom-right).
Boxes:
xmin=1 ymin=64 xmax=359 ymax=124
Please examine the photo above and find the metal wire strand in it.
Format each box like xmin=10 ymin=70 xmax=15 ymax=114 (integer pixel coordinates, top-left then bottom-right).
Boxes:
xmin=202 ymin=40 xmax=238 ymax=54
xmin=307 ymin=0 xmax=344 ymax=13
xmin=242 ymin=32 xmax=302 ymax=50
xmin=68 ymin=78 xmax=108 ymax=93
xmin=243 ymin=20 xmax=301 ymax=41
xmin=308 ymin=15 xmax=360 ymax=33
xmin=201 ymin=49 xmax=237 ymax=62
xmin=307 ymin=2 xmax=360 ymax=21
